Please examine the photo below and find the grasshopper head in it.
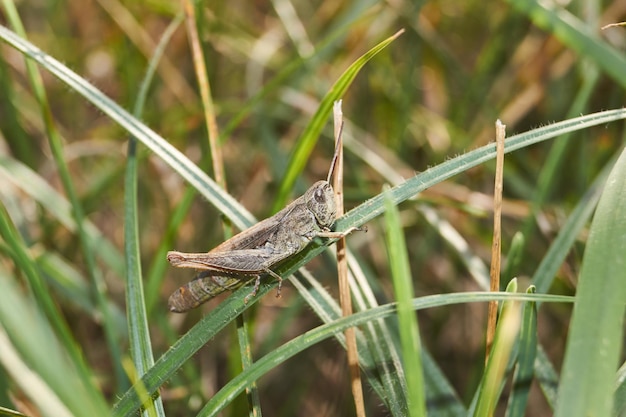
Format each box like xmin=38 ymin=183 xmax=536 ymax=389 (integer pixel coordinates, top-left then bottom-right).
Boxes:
xmin=305 ymin=180 xmax=336 ymax=228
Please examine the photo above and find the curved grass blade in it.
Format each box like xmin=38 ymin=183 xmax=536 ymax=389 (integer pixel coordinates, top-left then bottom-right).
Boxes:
xmin=273 ymin=29 xmax=405 ymax=211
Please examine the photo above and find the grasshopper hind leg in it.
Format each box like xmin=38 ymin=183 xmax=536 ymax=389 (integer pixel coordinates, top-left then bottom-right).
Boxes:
xmin=242 ymin=268 xmax=284 ymax=304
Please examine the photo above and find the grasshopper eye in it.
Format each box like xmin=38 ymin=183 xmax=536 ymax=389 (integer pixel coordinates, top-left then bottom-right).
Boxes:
xmin=314 ymin=188 xmax=326 ymax=203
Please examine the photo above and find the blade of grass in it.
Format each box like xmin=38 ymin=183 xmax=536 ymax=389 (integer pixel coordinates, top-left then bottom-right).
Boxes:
xmin=534 ymin=346 xmax=559 ymax=409
xmin=182 ymin=0 xmax=225 ymax=190
xmin=0 ymin=405 xmax=29 ymax=417
xmin=123 ymin=10 xmax=173 ymax=416
xmin=272 ymin=29 xmax=405 ymax=211
xmin=554 ymin=148 xmax=626 ymax=417
xmin=473 ymin=279 xmax=522 ymax=417
xmin=35 ymin=251 xmax=125 ymax=322
xmin=505 ymin=286 xmax=538 ymax=417
xmin=346 ymin=251 xmax=410 ymax=410
xmin=0 ymin=55 xmax=35 ymax=168
xmin=235 ymin=312 xmax=262 ymax=415
xmin=383 ymin=188 xmax=426 ymax=417
xmin=134 ymin=13 xmax=188 ymax=315
xmin=0 ymin=326 xmax=73 ymax=417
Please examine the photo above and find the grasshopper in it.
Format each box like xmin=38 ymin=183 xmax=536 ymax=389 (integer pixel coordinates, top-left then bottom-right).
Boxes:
xmin=167 ymin=137 xmax=361 ymax=312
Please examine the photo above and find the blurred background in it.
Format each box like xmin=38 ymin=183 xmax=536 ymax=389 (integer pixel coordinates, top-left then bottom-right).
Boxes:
xmin=1 ymin=0 xmax=625 ymax=415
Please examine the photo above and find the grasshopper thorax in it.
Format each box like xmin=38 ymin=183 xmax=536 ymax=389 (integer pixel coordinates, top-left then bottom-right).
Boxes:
xmin=305 ymin=180 xmax=336 ymax=228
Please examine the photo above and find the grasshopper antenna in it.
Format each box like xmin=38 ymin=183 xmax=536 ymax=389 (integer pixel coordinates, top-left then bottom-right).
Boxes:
xmin=326 ymin=121 xmax=345 ymax=183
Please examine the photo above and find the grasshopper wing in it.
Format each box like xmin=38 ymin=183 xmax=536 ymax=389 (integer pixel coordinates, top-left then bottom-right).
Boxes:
xmin=167 ymin=248 xmax=278 ymax=274
xmin=209 ymin=202 xmax=301 ymax=252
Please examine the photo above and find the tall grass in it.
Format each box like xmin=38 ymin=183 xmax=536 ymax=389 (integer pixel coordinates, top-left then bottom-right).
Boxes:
xmin=0 ymin=0 xmax=625 ymax=416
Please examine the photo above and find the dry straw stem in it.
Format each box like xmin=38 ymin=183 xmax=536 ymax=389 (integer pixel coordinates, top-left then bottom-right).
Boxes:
xmin=182 ymin=0 xmax=226 ymax=191
xmin=333 ymin=101 xmax=365 ymax=417
xmin=486 ymin=119 xmax=506 ymax=362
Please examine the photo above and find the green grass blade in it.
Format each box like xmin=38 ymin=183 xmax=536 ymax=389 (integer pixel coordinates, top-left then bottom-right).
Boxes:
xmin=235 ymin=314 xmax=262 ymax=414
xmin=122 ymin=16 xmax=182 ymax=415
xmin=534 ymin=347 xmax=559 ymax=409
xmin=383 ymin=190 xmax=426 ymax=416
xmin=473 ymin=279 xmax=522 ymax=417
xmin=112 ymin=281 xmax=264 ymax=417
xmin=554 ymin=148 xmax=626 ymax=417
xmin=502 ymin=232 xmax=524 ymax=287
xmin=505 ymin=286 xmax=538 ymax=417
xmin=144 ymin=186 xmax=195 ymax=314
xmin=273 ymin=29 xmax=405 ymax=211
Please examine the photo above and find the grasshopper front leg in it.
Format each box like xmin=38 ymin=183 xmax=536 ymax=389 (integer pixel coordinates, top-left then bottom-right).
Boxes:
xmin=314 ymin=225 xmax=366 ymax=239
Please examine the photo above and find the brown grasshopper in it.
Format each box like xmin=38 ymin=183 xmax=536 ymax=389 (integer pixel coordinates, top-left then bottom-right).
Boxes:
xmin=167 ymin=136 xmax=361 ymax=312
